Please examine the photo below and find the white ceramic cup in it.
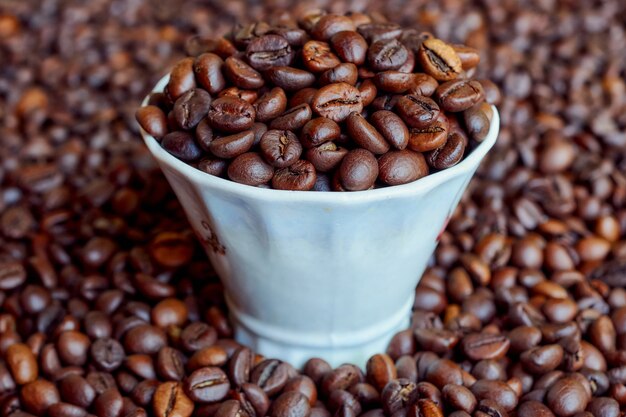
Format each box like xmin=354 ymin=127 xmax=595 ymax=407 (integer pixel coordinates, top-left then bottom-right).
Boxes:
xmin=140 ymin=75 xmax=500 ymax=368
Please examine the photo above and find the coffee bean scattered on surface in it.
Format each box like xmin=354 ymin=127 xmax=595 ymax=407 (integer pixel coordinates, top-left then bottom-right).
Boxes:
xmin=137 ymin=12 xmax=496 ymax=191
xmin=2 ymin=0 xmax=626 ymax=416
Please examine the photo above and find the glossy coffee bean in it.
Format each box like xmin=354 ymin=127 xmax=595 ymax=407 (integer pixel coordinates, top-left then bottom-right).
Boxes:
xmin=266 ymin=67 xmax=316 ymax=92
xmin=173 ymin=88 xmax=212 ymax=130
xmin=418 ymin=38 xmax=462 ymax=81
xmin=161 ymin=132 xmax=203 ymax=162
xmin=224 ymin=57 xmax=265 ymax=90
xmin=319 ymin=63 xmax=358 ymax=86
xmin=254 ymin=87 xmax=287 ymax=123
xmin=369 ymin=110 xmax=409 ymax=150
xmin=246 ymin=35 xmax=294 ymax=71
xmin=395 ymin=95 xmax=440 ymax=128
xmin=378 ymin=151 xmax=428 ymax=186
xmin=260 ymin=130 xmax=302 ymax=168
xmin=346 ymin=112 xmax=390 ymax=154
xmin=270 ymin=392 xmax=311 ymax=417
xmin=305 ymin=142 xmax=348 ymax=173
xmin=368 ymin=39 xmax=409 ymax=71
xmin=339 ymin=149 xmax=379 ymax=191
xmin=269 ymin=104 xmax=312 ymax=131
xmin=185 ymin=366 xmax=229 ymax=402
xmin=425 ymin=132 xmax=466 ymax=170
xmin=136 ymin=106 xmax=168 ymax=139
xmin=153 ymin=382 xmax=193 ymax=417
xmin=227 ymin=152 xmax=274 ymax=186
xmin=302 ymin=40 xmax=341 ymax=73
xmin=330 ymin=31 xmax=367 ymax=65
xmin=209 ymin=130 xmax=255 ymax=159
xmin=207 ymin=97 xmax=256 ymax=133
xmin=194 ymin=53 xmax=226 ymax=94
xmin=311 ymin=83 xmax=363 ymax=123
xmin=6 ymin=343 xmax=37 ymax=385
xmin=405 ymin=111 xmax=449 ymax=152
xmin=434 ymin=80 xmax=485 ymax=113
xmin=167 ymin=58 xmax=196 ymax=100
xmin=272 ymin=160 xmax=317 ymax=191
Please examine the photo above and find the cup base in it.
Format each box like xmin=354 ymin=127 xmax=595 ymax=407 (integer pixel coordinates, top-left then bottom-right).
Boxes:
xmin=227 ymin=294 xmax=413 ymax=369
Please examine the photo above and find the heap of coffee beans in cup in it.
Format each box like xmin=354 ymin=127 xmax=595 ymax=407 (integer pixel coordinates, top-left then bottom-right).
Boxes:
xmin=136 ymin=11 xmax=497 ymax=191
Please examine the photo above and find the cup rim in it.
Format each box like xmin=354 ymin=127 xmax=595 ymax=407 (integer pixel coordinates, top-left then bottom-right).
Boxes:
xmin=140 ymin=74 xmax=500 ymax=204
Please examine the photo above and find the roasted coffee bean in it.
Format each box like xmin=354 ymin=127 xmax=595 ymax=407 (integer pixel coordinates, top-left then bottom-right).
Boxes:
xmin=346 ymin=112 xmax=390 ymax=154
xmin=381 ymin=378 xmax=418 ymax=415
xmin=302 ymin=41 xmax=341 ymax=73
xmin=418 ymin=39 xmax=462 ymax=81
xmin=283 ymin=376 xmax=318 ymax=406
xmin=266 ymin=67 xmax=316 ymax=92
xmin=311 ymin=83 xmax=363 ymax=122
xmin=260 ymin=130 xmax=302 ymax=168
xmin=6 ymin=343 xmax=38 ymax=385
xmin=167 ymin=58 xmax=196 ymax=100
xmin=188 ymin=346 xmax=229 ymax=370
xmin=378 ymin=151 xmax=428 ymax=186
xmin=254 ymin=88 xmax=287 ymax=123
xmin=470 ymin=380 xmax=518 ymax=412
xmin=312 ymin=14 xmax=356 ymax=41
xmin=156 ymin=347 xmax=186 ymax=381
xmin=20 ymin=379 xmax=60 ymax=415
xmin=161 ymin=132 xmax=203 ymax=162
xmin=173 ymin=89 xmax=212 ymax=130
xmin=463 ymin=102 xmax=492 ymax=142
xmin=395 ymin=95 xmax=440 ymax=128
xmin=224 ymin=57 xmax=265 ymax=90
xmin=461 ymin=333 xmax=510 ymax=361
xmin=250 ymin=359 xmax=290 ymax=396
xmin=91 ymin=338 xmax=125 ymax=372
xmin=330 ymin=31 xmax=368 ymax=65
xmin=153 ymin=381 xmax=193 ymax=417
xmin=406 ymin=113 xmax=449 ymax=152
xmin=339 ymin=149 xmax=379 ymax=191
xmin=301 ymin=117 xmax=341 ymax=148
xmin=546 ymin=377 xmax=589 ymax=416
xmin=246 ymin=35 xmax=294 ymax=71
xmin=58 ymin=374 xmax=96 ymax=408
xmin=93 ymin=387 xmax=123 ymax=417
xmin=270 ymin=392 xmax=310 ymax=417
xmin=124 ymin=325 xmax=167 ymax=355
xmin=368 ymin=39 xmax=409 ymax=71
xmin=185 ymin=367 xmax=229 ymax=402
xmin=305 ymin=142 xmax=348 ymax=173
xmin=374 ymin=72 xmax=416 ymax=94
xmin=319 ymin=63 xmax=359 ymax=86
xmin=366 ymin=354 xmax=397 ymax=392
xmin=228 ymin=152 xmax=274 ymax=186
xmin=209 ymin=130 xmax=255 ymax=159
xmin=369 ymin=110 xmax=409 ymax=150
xmin=229 ymin=347 xmax=255 ymax=387
xmin=425 ymin=132 xmax=466 ymax=169
xmin=434 ymin=80 xmax=485 ymax=113
xmin=321 ymin=364 xmax=362 ymax=396
xmin=409 ymin=74 xmax=439 ymax=97
xmin=194 ymin=53 xmax=226 ymax=94
xmin=269 ymin=104 xmax=312 ymax=131
xmin=272 ymin=160 xmax=317 ymax=191
xmin=136 ymin=106 xmax=169 ymax=140
xmin=208 ymin=97 xmax=256 ymax=133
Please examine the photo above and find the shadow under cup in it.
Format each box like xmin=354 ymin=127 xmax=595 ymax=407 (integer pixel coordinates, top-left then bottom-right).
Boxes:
xmin=141 ymin=75 xmax=500 ymax=368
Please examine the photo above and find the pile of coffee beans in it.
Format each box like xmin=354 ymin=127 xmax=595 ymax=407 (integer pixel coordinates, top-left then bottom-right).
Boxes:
xmin=136 ymin=13 xmax=496 ymax=191
xmin=1 ymin=0 xmax=626 ymax=416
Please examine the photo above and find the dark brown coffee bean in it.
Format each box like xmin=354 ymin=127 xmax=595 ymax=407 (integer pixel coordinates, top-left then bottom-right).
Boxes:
xmin=6 ymin=343 xmax=37 ymax=385
xmin=368 ymin=39 xmax=409 ymax=71
xmin=188 ymin=346 xmax=228 ymax=371
xmin=366 ymin=354 xmax=397 ymax=392
xmin=246 ymin=35 xmax=295 ymax=71
xmin=442 ymin=384 xmax=476 ymax=414
xmin=123 ymin=325 xmax=167 ymax=355
xmin=260 ymin=130 xmax=302 ymax=168
xmin=48 ymin=402 xmax=88 ymax=417
xmin=302 ymin=41 xmax=341 ymax=73
xmin=311 ymin=83 xmax=363 ymax=123
xmin=254 ymin=88 xmax=287 ymax=123
xmin=270 ymin=392 xmax=311 ymax=417
xmin=194 ymin=53 xmax=226 ymax=94
xmin=471 ymin=380 xmax=518 ymax=412
xmin=219 ymin=87 xmax=259 ymax=104
xmin=305 ymin=142 xmax=348 ymax=173
xmin=269 ymin=104 xmax=312 ymax=131
xmin=167 ymin=58 xmax=196 ymax=100
xmin=546 ymin=377 xmax=589 ymax=417
xmin=91 ymin=338 xmax=124 ymax=372
xmin=339 ymin=149 xmax=379 ymax=191
xmin=153 ymin=381 xmax=193 ymax=417
xmin=20 ymin=379 xmax=60 ymax=415
xmin=272 ymin=160 xmax=317 ymax=191
xmin=222 ymin=57 xmax=264 ymax=90
xmin=517 ymin=400 xmax=555 ymax=417
xmin=426 ymin=132 xmax=466 ymax=170
xmin=250 ymin=359 xmax=290 ymax=396
xmin=283 ymin=376 xmax=318 ymax=406
xmin=346 ymin=112 xmax=390 ymax=154
xmin=234 ymin=383 xmax=271 ymax=417
xmin=93 ymin=388 xmax=123 ymax=417
xmin=330 ymin=31 xmax=367 ymax=65
xmin=321 ymin=364 xmax=362 ymax=396
xmin=370 ymin=110 xmax=409 ymax=150
xmin=461 ymin=333 xmax=510 ymax=361
xmin=312 ymin=14 xmax=356 ymax=41
xmin=409 ymin=74 xmax=439 ymax=97
xmin=155 ymin=347 xmax=185 ymax=382
xmin=184 ymin=366 xmax=229 ymax=403
xmin=161 ymin=131 xmax=203 ymax=162
xmin=463 ymin=103 xmax=492 ymax=142
xmin=209 ymin=131 xmax=255 ymax=159
xmin=381 ymin=378 xmax=418 ymax=415
xmin=378 ymin=151 xmax=428 ymax=186
xmin=228 ymin=152 xmax=274 ymax=186
xmin=434 ymin=80 xmax=485 ymax=113
xmin=425 ymin=359 xmax=462 ymax=389
xmin=59 ymin=374 xmax=95 ymax=408
xmin=520 ymin=345 xmax=564 ymax=374
xmin=173 ymin=89 xmax=212 ymax=130
xmin=395 ymin=95 xmax=440 ymax=129
xmin=374 ymin=72 xmax=415 ymax=94
xmin=186 ymin=36 xmax=236 ymax=58
xmin=180 ymin=323 xmax=217 ymax=353
xmin=136 ymin=106 xmax=169 ymax=140
xmin=301 ymin=117 xmax=341 ymax=148
xmin=229 ymin=347 xmax=254 ymax=387
xmin=414 ymin=328 xmax=460 ymax=354
xmin=358 ymin=23 xmax=403 ymax=42
xmin=208 ymin=97 xmax=256 ymax=133
xmin=266 ymin=67 xmax=316 ymax=92
xmin=418 ymin=39 xmax=462 ymax=81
